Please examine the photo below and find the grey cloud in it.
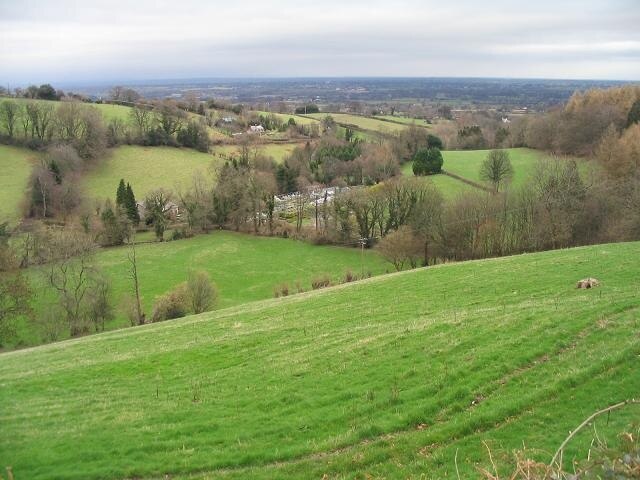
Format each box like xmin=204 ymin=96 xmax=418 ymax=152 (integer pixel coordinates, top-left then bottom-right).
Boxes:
xmin=0 ymin=0 xmax=638 ymax=83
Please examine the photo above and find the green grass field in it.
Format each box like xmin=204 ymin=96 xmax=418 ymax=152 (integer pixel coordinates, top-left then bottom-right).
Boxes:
xmin=0 ymin=145 xmax=39 ymax=224
xmin=9 ymin=98 xmax=133 ymax=123
xmin=400 ymin=162 xmax=475 ymax=199
xmin=442 ymin=148 xmax=585 ymax=190
xmin=2 ymin=241 xmax=639 ymax=479
xmin=83 ymin=144 xmax=303 ymax=203
xmin=307 ymin=113 xmax=409 ymax=134
xmin=83 ymin=146 xmax=218 ymax=202
xmin=402 ymin=148 xmax=580 ymax=197
xmin=442 ymin=148 xmax=542 ymax=189
xmin=17 ymin=231 xmax=388 ymax=347
xmin=6 ymin=98 xmax=230 ymax=141
xmin=376 ymin=115 xmax=430 ymax=127
xmin=252 ymin=111 xmax=320 ymax=126
xmin=217 ymin=143 xmax=304 ymax=164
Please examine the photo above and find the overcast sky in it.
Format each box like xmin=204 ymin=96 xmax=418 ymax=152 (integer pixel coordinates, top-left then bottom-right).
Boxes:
xmin=1 ymin=0 xmax=638 ymax=85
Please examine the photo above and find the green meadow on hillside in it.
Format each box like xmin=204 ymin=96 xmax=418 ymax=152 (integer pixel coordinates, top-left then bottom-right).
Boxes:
xmin=18 ymin=231 xmax=388 ymax=347
xmin=376 ymin=115 xmax=430 ymax=127
xmin=252 ymin=111 xmax=320 ymax=126
xmin=7 ymin=98 xmax=230 ymax=142
xmin=245 ymin=142 xmax=302 ymax=163
xmin=11 ymin=97 xmax=133 ymax=123
xmin=307 ymin=113 xmax=410 ymax=134
xmin=442 ymin=148 xmax=584 ymax=190
xmin=2 ymin=241 xmax=639 ymax=479
xmin=83 ymin=146 xmax=218 ymax=202
xmin=0 ymin=145 xmax=39 ymax=224
xmin=82 ymin=143 xmax=303 ymax=203
xmin=400 ymin=161 xmax=475 ymax=199
xmin=402 ymin=148 xmax=581 ymax=196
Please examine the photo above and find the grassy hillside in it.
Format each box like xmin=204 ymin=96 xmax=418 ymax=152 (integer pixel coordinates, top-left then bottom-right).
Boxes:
xmin=252 ymin=111 xmax=320 ymax=126
xmin=83 ymin=146 xmax=218 ymax=202
xmin=83 ymin=144 xmax=303 ymax=203
xmin=11 ymin=98 xmax=132 ymax=123
xmin=0 ymin=145 xmax=39 ymax=224
xmin=376 ymin=115 xmax=430 ymax=127
xmin=307 ymin=113 xmax=410 ymax=134
xmin=400 ymin=162 xmax=475 ymax=199
xmin=402 ymin=148 xmax=573 ymax=197
xmin=19 ymin=231 xmax=388 ymax=346
xmin=2 ymin=242 xmax=639 ymax=479
xmin=213 ymin=143 xmax=304 ymax=163
xmin=443 ymin=148 xmax=584 ymax=190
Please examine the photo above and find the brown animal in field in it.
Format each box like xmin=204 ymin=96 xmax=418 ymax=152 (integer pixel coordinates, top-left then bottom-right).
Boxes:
xmin=576 ymin=278 xmax=600 ymax=289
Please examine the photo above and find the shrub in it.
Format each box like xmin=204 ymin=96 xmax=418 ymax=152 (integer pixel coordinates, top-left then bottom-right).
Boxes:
xmin=412 ymin=147 xmax=443 ymax=176
xmin=427 ymin=134 xmax=444 ymax=150
xmin=187 ymin=271 xmax=217 ymax=314
xmin=171 ymin=228 xmax=193 ymax=241
xmin=343 ymin=270 xmax=356 ymax=283
xmin=311 ymin=275 xmax=332 ymax=290
xmin=151 ymin=284 xmax=188 ymax=322
xmin=376 ymin=226 xmax=422 ymax=271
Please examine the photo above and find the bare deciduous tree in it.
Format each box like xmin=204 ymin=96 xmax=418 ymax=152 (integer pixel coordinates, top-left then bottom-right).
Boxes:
xmin=187 ymin=271 xmax=217 ymax=314
xmin=480 ymin=149 xmax=514 ymax=192
xmin=0 ymin=100 xmax=20 ymax=138
xmin=45 ymin=229 xmax=96 ymax=336
xmin=127 ymin=238 xmax=145 ymax=325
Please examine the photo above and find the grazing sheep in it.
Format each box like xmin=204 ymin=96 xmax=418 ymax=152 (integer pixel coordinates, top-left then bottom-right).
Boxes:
xmin=576 ymin=278 xmax=600 ymax=289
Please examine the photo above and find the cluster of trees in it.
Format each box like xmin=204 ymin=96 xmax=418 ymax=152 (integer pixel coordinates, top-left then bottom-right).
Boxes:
xmin=275 ymin=137 xmax=408 ymax=193
xmin=513 ymin=85 xmax=640 ymax=156
xmin=390 ymin=125 xmax=444 ymax=162
xmin=0 ymin=99 xmax=107 ymax=156
xmin=98 ymin=180 xmax=141 ymax=246
xmin=276 ymin=131 xmax=444 ymax=193
xmin=0 ymin=226 xmax=112 ymax=343
xmin=151 ymin=271 xmax=217 ymax=322
xmin=29 ymin=145 xmax=87 ymax=219
xmin=245 ymin=112 xmax=321 ymax=139
xmin=0 ymin=96 xmax=214 ymax=157
xmin=14 ymin=83 xmax=63 ymax=101
xmin=0 ymin=217 xmax=218 ymax=346
xmin=0 ymin=224 xmax=32 ymax=347
xmin=456 ymin=125 xmax=488 ymax=150
xmin=116 ymin=100 xmax=211 ymax=152
xmin=295 ymin=104 xmax=320 ymax=114
xmin=374 ymin=155 xmax=640 ymax=269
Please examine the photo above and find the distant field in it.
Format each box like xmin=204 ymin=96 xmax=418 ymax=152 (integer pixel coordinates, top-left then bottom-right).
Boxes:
xmin=253 ymin=111 xmax=320 ymax=126
xmin=0 ymin=145 xmax=38 ymax=224
xmin=376 ymin=115 xmax=430 ymax=127
xmin=83 ymin=146 xmax=218 ymax=202
xmin=214 ymin=142 xmax=304 ymax=164
xmin=443 ymin=148 xmax=575 ymax=190
xmin=7 ymin=98 xmax=229 ymax=141
xmin=3 ymin=241 xmax=639 ymax=478
xmin=83 ymin=144 xmax=303 ymax=203
xmin=17 ymin=231 xmax=388 ymax=347
xmin=402 ymin=148 xmax=583 ymax=195
xmin=400 ymin=162 xmax=475 ymax=199
xmin=307 ymin=113 xmax=409 ymax=134
xmin=10 ymin=97 xmax=132 ymax=123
